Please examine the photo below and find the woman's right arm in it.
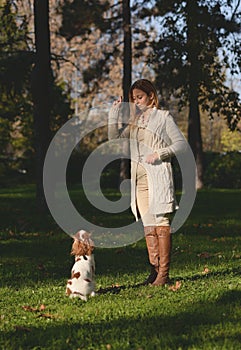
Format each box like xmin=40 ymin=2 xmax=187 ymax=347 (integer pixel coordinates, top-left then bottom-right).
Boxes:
xmin=108 ymin=104 xmax=130 ymax=140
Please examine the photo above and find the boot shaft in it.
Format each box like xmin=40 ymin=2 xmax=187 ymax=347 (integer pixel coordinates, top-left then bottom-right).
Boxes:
xmin=152 ymin=226 xmax=171 ymax=286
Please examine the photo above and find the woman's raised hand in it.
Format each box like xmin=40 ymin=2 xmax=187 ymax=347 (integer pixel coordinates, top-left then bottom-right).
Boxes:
xmin=113 ymin=96 xmax=123 ymax=107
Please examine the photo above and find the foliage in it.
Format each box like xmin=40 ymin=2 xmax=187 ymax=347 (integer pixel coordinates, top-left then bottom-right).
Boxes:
xmin=59 ymin=0 xmax=123 ymax=102
xmin=59 ymin=0 xmax=241 ymax=189
xmin=0 ymin=186 xmax=240 ymax=349
xmin=204 ymin=151 xmax=241 ymax=188
xmin=0 ymin=1 xmax=73 ymax=167
xmin=0 ymin=1 xmax=33 ymax=156
xmin=59 ymin=0 xmax=111 ymax=40
xmin=220 ymin=129 xmax=241 ymax=152
xmin=0 ymin=1 xmax=33 ymax=114
xmin=139 ymin=0 xmax=241 ymax=131
xmin=0 ymin=117 xmax=11 ymax=153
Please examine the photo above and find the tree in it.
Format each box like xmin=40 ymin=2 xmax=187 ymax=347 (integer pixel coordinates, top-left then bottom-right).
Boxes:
xmin=123 ymin=0 xmax=132 ymax=102
xmin=0 ymin=1 xmax=33 ymax=155
xmin=32 ymin=0 xmax=52 ymax=208
xmin=138 ymin=0 xmax=241 ymax=188
xmin=0 ymin=0 xmax=72 ymax=187
xmin=120 ymin=0 xmax=132 ymax=181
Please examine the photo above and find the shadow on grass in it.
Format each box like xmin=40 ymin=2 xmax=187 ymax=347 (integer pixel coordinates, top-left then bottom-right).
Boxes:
xmin=0 ymin=232 xmax=240 ymax=290
xmin=96 ymin=265 xmax=241 ymax=296
xmin=1 ymin=290 xmax=241 ymax=350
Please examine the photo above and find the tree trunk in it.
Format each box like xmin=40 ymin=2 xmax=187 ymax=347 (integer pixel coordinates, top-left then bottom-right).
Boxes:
xmin=32 ymin=0 xmax=52 ymax=210
xmin=123 ymin=0 xmax=132 ymax=103
xmin=186 ymin=0 xmax=204 ymax=189
xmin=120 ymin=0 xmax=132 ymax=182
xmin=188 ymin=87 xmax=204 ymax=189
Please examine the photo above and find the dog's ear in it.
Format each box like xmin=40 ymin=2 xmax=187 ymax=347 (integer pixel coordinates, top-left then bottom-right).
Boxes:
xmin=87 ymin=244 xmax=94 ymax=255
xmin=71 ymin=240 xmax=87 ymax=256
xmin=71 ymin=239 xmax=80 ymax=256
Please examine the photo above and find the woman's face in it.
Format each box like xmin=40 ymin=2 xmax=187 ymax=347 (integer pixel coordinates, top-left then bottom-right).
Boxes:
xmin=132 ymin=88 xmax=153 ymax=111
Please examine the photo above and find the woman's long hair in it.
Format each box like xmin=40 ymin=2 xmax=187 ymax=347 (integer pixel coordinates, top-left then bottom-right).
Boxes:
xmin=128 ymin=79 xmax=159 ymax=127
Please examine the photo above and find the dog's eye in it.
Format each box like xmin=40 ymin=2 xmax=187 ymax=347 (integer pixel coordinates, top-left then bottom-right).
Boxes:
xmin=83 ymin=255 xmax=87 ymax=260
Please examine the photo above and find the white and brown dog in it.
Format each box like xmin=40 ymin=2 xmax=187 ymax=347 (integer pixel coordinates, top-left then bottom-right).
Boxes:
xmin=66 ymin=230 xmax=96 ymax=301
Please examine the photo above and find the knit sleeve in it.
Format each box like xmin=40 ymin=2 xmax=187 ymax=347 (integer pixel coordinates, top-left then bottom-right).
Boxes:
xmin=156 ymin=113 xmax=187 ymax=160
xmin=108 ymin=105 xmax=130 ymax=140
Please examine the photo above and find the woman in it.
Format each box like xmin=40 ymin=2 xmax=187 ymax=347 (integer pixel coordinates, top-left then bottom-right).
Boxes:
xmin=108 ymin=79 xmax=187 ymax=286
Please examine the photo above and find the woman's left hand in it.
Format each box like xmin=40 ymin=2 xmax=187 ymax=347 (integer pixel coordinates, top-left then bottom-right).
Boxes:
xmin=145 ymin=153 xmax=159 ymax=164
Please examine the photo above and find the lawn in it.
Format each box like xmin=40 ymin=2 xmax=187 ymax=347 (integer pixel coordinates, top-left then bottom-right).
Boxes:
xmin=0 ymin=185 xmax=240 ymax=350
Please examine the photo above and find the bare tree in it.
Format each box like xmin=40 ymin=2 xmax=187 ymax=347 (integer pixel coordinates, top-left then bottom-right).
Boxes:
xmin=32 ymin=0 xmax=52 ymax=209
xmin=119 ymin=0 xmax=132 ymax=182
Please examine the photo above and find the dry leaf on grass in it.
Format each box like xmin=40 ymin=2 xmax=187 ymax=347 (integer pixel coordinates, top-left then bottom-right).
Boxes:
xmin=168 ymin=281 xmax=181 ymax=291
xmin=22 ymin=304 xmax=46 ymax=313
xmin=202 ymin=267 xmax=210 ymax=274
xmin=37 ymin=264 xmax=46 ymax=271
xmin=22 ymin=305 xmax=38 ymax=312
xmin=197 ymin=252 xmax=212 ymax=259
xmin=212 ymin=237 xmax=226 ymax=242
xmin=22 ymin=304 xmax=55 ymax=319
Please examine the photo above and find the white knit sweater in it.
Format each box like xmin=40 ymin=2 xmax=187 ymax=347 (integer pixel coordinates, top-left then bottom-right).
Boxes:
xmin=108 ymin=106 xmax=187 ymax=220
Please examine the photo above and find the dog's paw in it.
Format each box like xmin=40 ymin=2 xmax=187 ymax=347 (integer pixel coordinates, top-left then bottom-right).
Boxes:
xmin=90 ymin=291 xmax=95 ymax=297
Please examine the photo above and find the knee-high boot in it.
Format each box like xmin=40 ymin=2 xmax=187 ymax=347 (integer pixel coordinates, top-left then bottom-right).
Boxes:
xmin=152 ymin=226 xmax=171 ymax=286
xmin=143 ymin=226 xmax=159 ymax=285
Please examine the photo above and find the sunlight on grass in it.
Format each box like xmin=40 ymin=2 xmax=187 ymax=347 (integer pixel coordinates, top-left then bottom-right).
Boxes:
xmin=0 ymin=185 xmax=240 ymax=349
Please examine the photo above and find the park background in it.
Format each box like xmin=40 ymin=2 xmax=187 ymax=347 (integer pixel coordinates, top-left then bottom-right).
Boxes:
xmin=0 ymin=1 xmax=241 ymax=349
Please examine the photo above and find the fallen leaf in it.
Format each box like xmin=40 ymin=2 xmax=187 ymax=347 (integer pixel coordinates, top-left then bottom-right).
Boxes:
xmin=168 ymin=281 xmax=181 ymax=291
xmin=37 ymin=264 xmax=46 ymax=271
xmin=202 ymin=267 xmax=209 ymax=274
xmin=22 ymin=305 xmax=38 ymax=312
xmin=198 ymin=252 xmax=212 ymax=259
xmin=212 ymin=237 xmax=226 ymax=242
xmin=39 ymin=304 xmax=46 ymax=311
xmin=22 ymin=304 xmax=47 ymax=313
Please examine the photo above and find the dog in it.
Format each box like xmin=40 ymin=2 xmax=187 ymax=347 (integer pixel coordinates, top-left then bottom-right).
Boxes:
xmin=66 ymin=230 xmax=96 ymax=301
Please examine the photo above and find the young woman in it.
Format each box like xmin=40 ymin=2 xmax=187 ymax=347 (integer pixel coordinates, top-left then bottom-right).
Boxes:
xmin=108 ymin=79 xmax=187 ymax=286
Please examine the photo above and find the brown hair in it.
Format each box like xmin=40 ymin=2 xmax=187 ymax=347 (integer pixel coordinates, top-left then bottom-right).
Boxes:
xmin=128 ymin=79 xmax=159 ymax=126
xmin=129 ymin=79 xmax=159 ymax=107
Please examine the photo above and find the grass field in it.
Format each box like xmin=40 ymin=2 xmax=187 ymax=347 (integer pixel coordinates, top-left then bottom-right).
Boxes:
xmin=0 ymin=185 xmax=240 ymax=349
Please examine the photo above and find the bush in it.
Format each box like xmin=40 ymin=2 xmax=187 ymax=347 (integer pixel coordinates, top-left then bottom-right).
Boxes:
xmin=0 ymin=156 xmax=34 ymax=186
xmin=204 ymin=151 xmax=241 ymax=188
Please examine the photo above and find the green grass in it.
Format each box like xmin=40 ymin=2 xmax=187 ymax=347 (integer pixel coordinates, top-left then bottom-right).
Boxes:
xmin=0 ymin=185 xmax=240 ymax=349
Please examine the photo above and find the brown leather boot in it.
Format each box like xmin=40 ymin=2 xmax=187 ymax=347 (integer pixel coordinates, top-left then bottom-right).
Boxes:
xmin=143 ymin=226 xmax=159 ymax=285
xmin=152 ymin=226 xmax=171 ymax=286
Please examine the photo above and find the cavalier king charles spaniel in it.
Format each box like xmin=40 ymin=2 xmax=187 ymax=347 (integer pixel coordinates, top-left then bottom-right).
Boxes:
xmin=66 ymin=230 xmax=96 ymax=301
